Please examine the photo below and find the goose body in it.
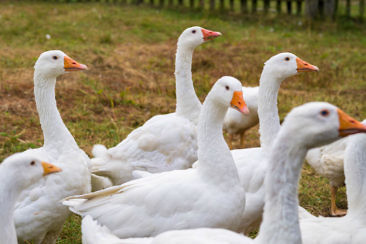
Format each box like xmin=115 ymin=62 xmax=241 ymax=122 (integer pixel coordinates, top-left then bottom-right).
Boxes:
xmin=13 ymin=51 xmax=91 ymax=244
xmin=82 ymin=216 xmax=250 ymax=244
xmin=80 ymin=102 xmax=366 ymax=244
xmin=92 ymin=113 xmax=197 ymax=183
xmin=300 ymin=120 xmax=366 ymax=243
xmin=91 ymin=27 xmax=221 ymax=186
xmin=231 ymin=53 xmax=319 ymax=233
xmin=195 ymin=53 xmax=319 ymax=233
xmin=306 ymin=139 xmax=346 ymax=188
xmin=224 ymin=86 xmax=259 ymax=148
xmin=0 ymin=153 xmax=61 ymax=244
xmin=300 ymin=212 xmax=366 ymax=244
xmin=81 ymin=215 xmax=127 ymax=244
xmin=64 ymin=76 xmax=248 ymax=238
xmin=305 ymin=138 xmax=348 ymax=216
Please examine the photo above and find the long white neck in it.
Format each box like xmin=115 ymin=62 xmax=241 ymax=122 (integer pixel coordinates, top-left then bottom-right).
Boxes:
xmin=344 ymin=133 xmax=366 ymax=220
xmin=34 ymin=71 xmax=78 ymax=151
xmin=0 ymin=168 xmax=24 ymax=244
xmin=197 ymin=97 xmax=240 ymax=187
xmin=258 ymin=68 xmax=282 ymax=153
xmin=174 ymin=45 xmax=202 ymax=125
xmin=257 ymin=130 xmax=305 ymax=244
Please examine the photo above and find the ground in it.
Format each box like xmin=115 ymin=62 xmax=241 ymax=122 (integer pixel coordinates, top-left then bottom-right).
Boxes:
xmin=0 ymin=2 xmax=365 ymax=243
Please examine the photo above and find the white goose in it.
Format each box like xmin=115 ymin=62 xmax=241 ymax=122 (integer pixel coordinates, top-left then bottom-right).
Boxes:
xmin=221 ymin=53 xmax=318 ymax=233
xmin=14 ymin=50 xmax=91 ymax=244
xmin=300 ymin=120 xmax=366 ymax=243
xmin=0 ymin=153 xmax=61 ymax=244
xmin=224 ymin=86 xmax=259 ymax=149
xmin=64 ymin=76 xmax=249 ymax=238
xmin=90 ymin=26 xmax=221 ymax=186
xmin=79 ymin=102 xmax=366 ymax=244
xmin=231 ymin=53 xmax=319 ymax=233
xmin=305 ymin=137 xmax=348 ymax=216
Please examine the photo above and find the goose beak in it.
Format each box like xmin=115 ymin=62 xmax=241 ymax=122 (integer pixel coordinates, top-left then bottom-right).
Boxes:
xmin=296 ymin=58 xmax=319 ymax=72
xmin=337 ymin=109 xmax=366 ymax=137
xmin=41 ymin=162 xmax=62 ymax=176
xmin=201 ymin=28 xmax=222 ymax=41
xmin=231 ymin=91 xmax=249 ymax=115
xmin=64 ymin=56 xmax=88 ymax=71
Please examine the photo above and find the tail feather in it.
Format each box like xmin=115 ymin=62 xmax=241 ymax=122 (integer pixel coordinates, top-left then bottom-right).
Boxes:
xmin=62 ymin=198 xmax=88 ymax=215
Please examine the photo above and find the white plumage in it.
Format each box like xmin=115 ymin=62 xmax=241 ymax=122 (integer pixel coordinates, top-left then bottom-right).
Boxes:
xmin=300 ymin=120 xmax=366 ymax=244
xmin=14 ymin=50 xmax=91 ymax=244
xmin=306 ymin=140 xmax=346 ymax=186
xmin=91 ymin=113 xmax=197 ymax=183
xmin=254 ymin=102 xmax=366 ymax=244
xmin=306 ymin=137 xmax=348 ymax=216
xmin=79 ymin=102 xmax=366 ymax=244
xmin=63 ymin=76 xmax=248 ymax=238
xmin=193 ymin=53 xmax=318 ymax=234
xmin=223 ymin=53 xmax=318 ymax=233
xmin=81 ymin=215 xmax=128 ymax=244
xmin=0 ymin=154 xmax=61 ymax=244
xmin=224 ymin=86 xmax=259 ymax=148
xmin=82 ymin=216 xmax=250 ymax=244
xmin=232 ymin=53 xmax=319 ymax=234
xmin=90 ymin=26 xmax=221 ymax=186
xmin=300 ymin=207 xmax=366 ymax=244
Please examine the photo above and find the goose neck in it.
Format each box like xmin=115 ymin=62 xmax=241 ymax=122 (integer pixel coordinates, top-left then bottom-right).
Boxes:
xmin=257 ymin=130 xmax=305 ymax=244
xmin=344 ymin=134 xmax=366 ymax=220
xmin=197 ymin=98 xmax=240 ymax=186
xmin=0 ymin=169 xmax=22 ymax=244
xmin=174 ymin=45 xmax=201 ymax=124
xmin=34 ymin=71 xmax=78 ymax=151
xmin=258 ymin=68 xmax=282 ymax=152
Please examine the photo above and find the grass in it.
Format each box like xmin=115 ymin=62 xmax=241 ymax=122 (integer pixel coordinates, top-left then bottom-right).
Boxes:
xmin=0 ymin=2 xmax=365 ymax=243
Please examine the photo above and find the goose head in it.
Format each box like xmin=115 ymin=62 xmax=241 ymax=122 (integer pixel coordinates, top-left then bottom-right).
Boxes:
xmin=177 ymin=26 xmax=222 ymax=50
xmin=209 ymin=76 xmax=249 ymax=114
xmin=282 ymin=102 xmax=366 ymax=149
xmin=1 ymin=153 xmax=62 ymax=190
xmin=34 ymin=50 xmax=87 ymax=79
xmin=263 ymin=52 xmax=318 ymax=81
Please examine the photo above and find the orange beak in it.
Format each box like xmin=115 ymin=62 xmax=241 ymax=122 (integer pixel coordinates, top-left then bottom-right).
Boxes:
xmin=64 ymin=56 xmax=88 ymax=71
xmin=41 ymin=161 xmax=62 ymax=176
xmin=296 ymin=57 xmax=319 ymax=72
xmin=201 ymin=28 xmax=222 ymax=41
xmin=231 ymin=91 xmax=249 ymax=114
xmin=338 ymin=109 xmax=366 ymax=137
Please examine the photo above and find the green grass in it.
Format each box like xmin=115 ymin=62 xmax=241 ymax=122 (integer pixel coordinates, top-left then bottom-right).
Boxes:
xmin=0 ymin=2 xmax=365 ymax=243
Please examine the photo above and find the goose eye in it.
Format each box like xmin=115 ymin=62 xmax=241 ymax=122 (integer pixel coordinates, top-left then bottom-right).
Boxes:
xmin=225 ymin=86 xmax=229 ymax=90
xmin=320 ymin=109 xmax=329 ymax=117
xmin=30 ymin=161 xmax=35 ymax=166
xmin=53 ymin=56 xmax=58 ymax=60
xmin=192 ymin=30 xmax=196 ymax=34
xmin=285 ymin=57 xmax=290 ymax=61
